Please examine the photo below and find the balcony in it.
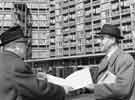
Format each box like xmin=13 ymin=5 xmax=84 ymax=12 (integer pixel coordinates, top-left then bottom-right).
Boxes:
xmin=49 ymin=52 xmax=56 ymax=57
xmin=94 ymin=46 xmax=102 ymax=53
xmin=61 ymin=2 xmax=68 ymax=8
xmin=111 ymin=19 xmax=120 ymax=25
xmin=69 ymin=5 xmax=75 ymax=12
xmin=50 ymin=6 xmax=55 ymax=11
xmin=62 ymin=21 xmax=69 ymax=27
xmin=85 ymin=32 xmax=92 ymax=39
xmin=50 ymin=13 xmax=55 ymax=18
xmin=123 ymin=34 xmax=132 ymax=40
xmin=68 ymin=20 xmax=76 ymax=25
xmin=122 ymin=18 xmax=131 ymax=24
xmin=93 ymin=23 xmax=101 ymax=29
xmin=62 ymin=8 xmax=69 ymax=14
xmin=92 ymin=15 xmax=101 ymax=21
xmin=63 ymin=42 xmax=70 ymax=48
xmin=70 ymin=51 xmax=76 ymax=56
xmin=63 ymin=49 xmax=69 ymax=56
xmin=92 ymin=0 xmax=100 ymax=6
xmin=84 ymin=2 xmax=91 ymax=8
xmin=85 ymin=39 xmax=93 ymax=45
xmin=84 ymin=25 xmax=92 ymax=31
xmin=70 ymin=42 xmax=77 ymax=47
xmin=122 ymin=42 xmax=134 ymax=51
xmin=84 ymin=17 xmax=92 ymax=23
xmin=50 ymin=23 xmax=56 ymax=28
xmin=38 ymin=51 xmax=50 ymax=58
xmin=111 ymin=11 xmax=120 ymax=17
xmin=85 ymin=47 xmax=93 ymax=54
xmin=68 ymin=0 xmax=76 ymax=5
xmin=121 ymin=8 xmax=130 ymax=14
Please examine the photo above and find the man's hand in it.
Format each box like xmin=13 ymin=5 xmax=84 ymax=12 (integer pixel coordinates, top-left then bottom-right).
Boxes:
xmin=84 ymin=84 xmax=95 ymax=92
xmin=37 ymin=72 xmax=47 ymax=80
xmin=63 ymin=85 xmax=74 ymax=94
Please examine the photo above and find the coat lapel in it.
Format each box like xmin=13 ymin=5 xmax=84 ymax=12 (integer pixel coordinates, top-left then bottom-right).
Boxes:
xmin=107 ymin=48 xmax=121 ymax=70
xmin=95 ymin=56 xmax=109 ymax=82
xmin=108 ymin=48 xmax=121 ymax=70
xmin=96 ymin=48 xmax=121 ymax=81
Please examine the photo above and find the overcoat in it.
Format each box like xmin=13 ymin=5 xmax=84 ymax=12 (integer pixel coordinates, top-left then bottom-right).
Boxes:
xmin=0 ymin=51 xmax=65 ymax=100
xmin=94 ymin=48 xmax=135 ymax=100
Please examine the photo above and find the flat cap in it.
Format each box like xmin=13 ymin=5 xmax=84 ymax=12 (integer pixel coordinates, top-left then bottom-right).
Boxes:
xmin=0 ymin=25 xmax=24 ymax=46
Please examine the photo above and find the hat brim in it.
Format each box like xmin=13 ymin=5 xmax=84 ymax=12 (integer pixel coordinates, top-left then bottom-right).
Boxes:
xmin=96 ymin=32 xmax=124 ymax=39
xmin=0 ymin=36 xmax=29 ymax=46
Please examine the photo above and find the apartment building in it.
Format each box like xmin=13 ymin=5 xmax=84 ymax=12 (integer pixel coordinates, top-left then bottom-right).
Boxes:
xmin=49 ymin=0 xmax=135 ymax=56
xmin=29 ymin=0 xmax=50 ymax=59
xmin=0 ymin=0 xmax=49 ymax=59
xmin=0 ymin=0 xmax=32 ymax=59
xmin=1 ymin=0 xmax=135 ymax=77
xmin=46 ymin=0 xmax=135 ymax=77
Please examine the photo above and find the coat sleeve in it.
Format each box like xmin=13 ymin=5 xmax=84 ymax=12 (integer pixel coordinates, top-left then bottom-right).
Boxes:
xmin=94 ymin=54 xmax=135 ymax=100
xmin=12 ymin=60 xmax=65 ymax=100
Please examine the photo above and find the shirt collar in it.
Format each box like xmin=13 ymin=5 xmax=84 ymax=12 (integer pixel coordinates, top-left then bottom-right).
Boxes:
xmin=106 ymin=45 xmax=118 ymax=60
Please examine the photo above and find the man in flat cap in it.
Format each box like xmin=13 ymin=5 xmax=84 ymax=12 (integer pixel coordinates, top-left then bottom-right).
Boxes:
xmin=0 ymin=25 xmax=71 ymax=100
xmin=83 ymin=24 xmax=135 ymax=100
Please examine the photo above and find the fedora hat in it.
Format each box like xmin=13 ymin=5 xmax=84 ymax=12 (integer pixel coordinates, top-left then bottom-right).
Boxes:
xmin=0 ymin=25 xmax=26 ymax=46
xmin=98 ymin=24 xmax=124 ymax=39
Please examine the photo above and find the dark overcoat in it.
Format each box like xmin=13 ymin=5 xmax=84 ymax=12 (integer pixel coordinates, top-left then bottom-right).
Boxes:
xmin=0 ymin=51 xmax=65 ymax=100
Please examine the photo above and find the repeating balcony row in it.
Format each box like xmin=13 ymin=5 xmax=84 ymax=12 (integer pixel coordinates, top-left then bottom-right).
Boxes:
xmin=31 ymin=40 xmax=135 ymax=58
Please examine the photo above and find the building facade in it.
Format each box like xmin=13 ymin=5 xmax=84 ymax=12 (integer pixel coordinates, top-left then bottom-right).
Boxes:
xmin=49 ymin=0 xmax=135 ymax=58
xmin=0 ymin=0 xmax=49 ymax=59
xmin=1 ymin=0 xmax=135 ymax=77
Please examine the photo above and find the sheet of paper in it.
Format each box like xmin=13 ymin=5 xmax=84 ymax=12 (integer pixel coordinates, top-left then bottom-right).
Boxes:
xmin=98 ymin=70 xmax=116 ymax=84
xmin=47 ymin=74 xmax=72 ymax=87
xmin=47 ymin=68 xmax=93 ymax=90
xmin=65 ymin=68 xmax=93 ymax=90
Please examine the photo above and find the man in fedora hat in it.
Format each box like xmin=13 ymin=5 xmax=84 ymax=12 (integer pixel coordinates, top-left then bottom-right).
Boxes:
xmin=0 ymin=25 xmax=72 ymax=100
xmin=83 ymin=24 xmax=135 ymax=100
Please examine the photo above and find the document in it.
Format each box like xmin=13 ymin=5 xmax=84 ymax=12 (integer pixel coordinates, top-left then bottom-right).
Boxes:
xmin=47 ymin=68 xmax=93 ymax=90
xmin=98 ymin=70 xmax=116 ymax=84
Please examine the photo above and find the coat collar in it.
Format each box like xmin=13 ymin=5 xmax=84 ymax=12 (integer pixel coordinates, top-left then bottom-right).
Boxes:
xmin=3 ymin=50 xmax=21 ymax=59
xmin=108 ymin=47 xmax=122 ymax=67
xmin=97 ymin=47 xmax=122 ymax=77
xmin=107 ymin=45 xmax=118 ymax=60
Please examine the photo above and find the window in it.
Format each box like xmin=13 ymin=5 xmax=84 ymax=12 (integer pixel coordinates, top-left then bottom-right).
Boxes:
xmin=32 ymin=15 xmax=39 ymax=20
xmin=55 ymin=9 xmax=60 ymax=16
xmin=76 ymin=3 xmax=84 ymax=10
xmin=56 ymin=29 xmax=62 ymax=35
xmin=76 ymin=24 xmax=84 ymax=31
xmin=76 ymin=10 xmax=84 ymax=17
xmin=76 ymin=17 xmax=84 ymax=24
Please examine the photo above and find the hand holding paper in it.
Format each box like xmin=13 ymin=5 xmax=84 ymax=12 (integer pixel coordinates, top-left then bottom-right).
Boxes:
xmin=37 ymin=72 xmax=47 ymax=80
xmin=47 ymin=68 xmax=93 ymax=90
xmin=62 ymin=85 xmax=74 ymax=94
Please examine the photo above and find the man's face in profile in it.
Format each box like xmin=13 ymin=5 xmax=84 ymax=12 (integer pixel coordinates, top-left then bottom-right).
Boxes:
xmin=98 ymin=35 xmax=115 ymax=52
xmin=15 ymin=38 xmax=27 ymax=59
